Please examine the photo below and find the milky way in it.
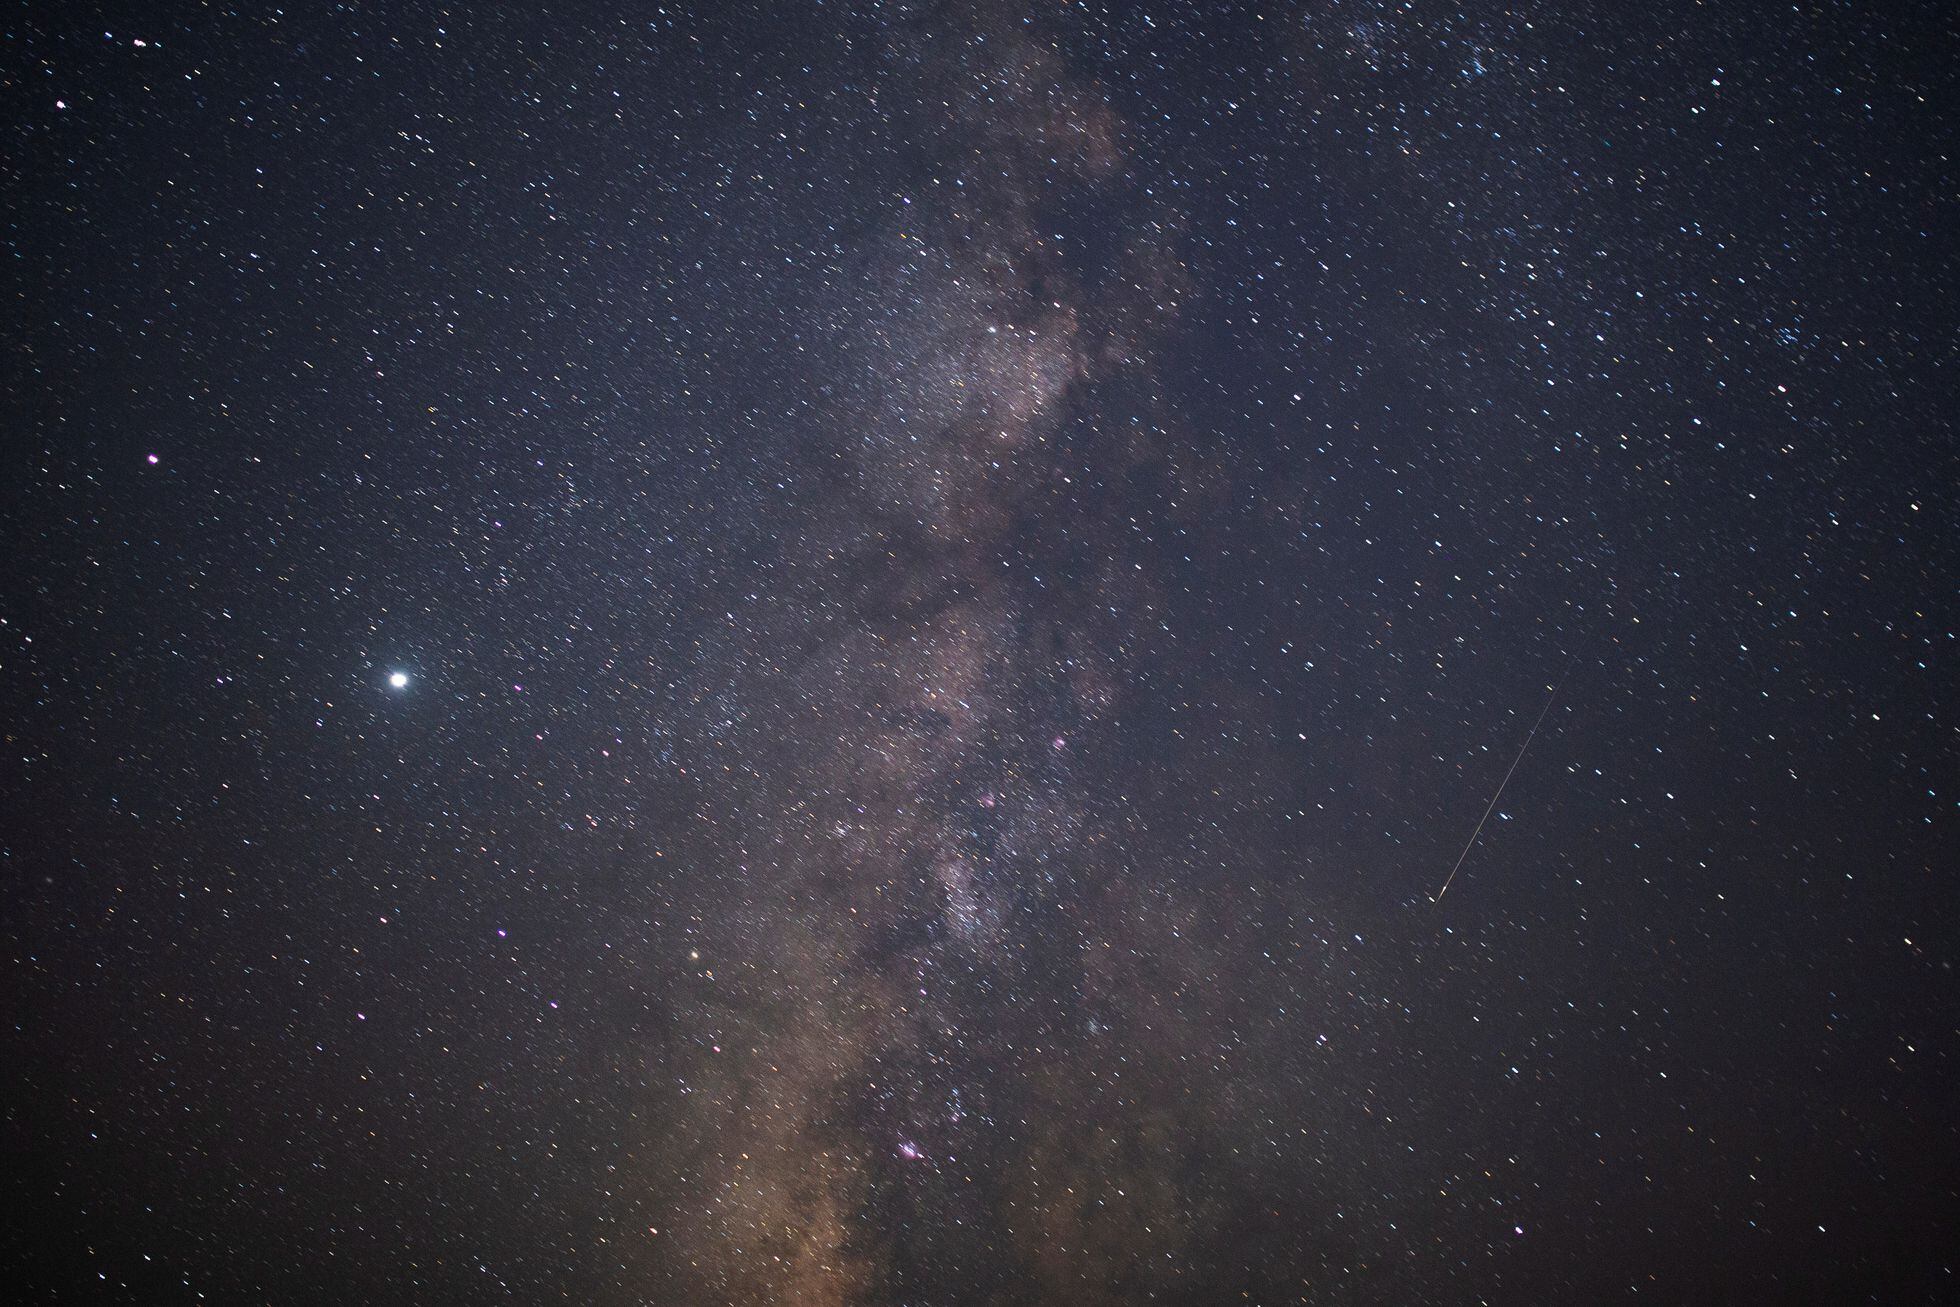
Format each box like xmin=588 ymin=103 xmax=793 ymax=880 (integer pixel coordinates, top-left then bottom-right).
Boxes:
xmin=5 ymin=2 xmax=1955 ymax=1304
xmin=599 ymin=21 xmax=1231 ymax=1300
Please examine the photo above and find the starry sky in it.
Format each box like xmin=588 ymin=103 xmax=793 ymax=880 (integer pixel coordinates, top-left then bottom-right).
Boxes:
xmin=4 ymin=2 xmax=1955 ymax=1303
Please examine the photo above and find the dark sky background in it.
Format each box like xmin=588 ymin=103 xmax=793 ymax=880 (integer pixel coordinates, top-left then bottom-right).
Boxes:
xmin=4 ymin=2 xmax=1955 ymax=1303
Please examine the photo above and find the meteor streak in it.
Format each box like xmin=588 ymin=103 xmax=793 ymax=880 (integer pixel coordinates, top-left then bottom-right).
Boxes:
xmin=1434 ymin=662 xmax=1571 ymax=903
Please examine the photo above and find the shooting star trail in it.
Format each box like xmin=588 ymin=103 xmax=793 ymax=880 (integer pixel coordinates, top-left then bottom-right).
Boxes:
xmin=1433 ymin=662 xmax=1572 ymax=903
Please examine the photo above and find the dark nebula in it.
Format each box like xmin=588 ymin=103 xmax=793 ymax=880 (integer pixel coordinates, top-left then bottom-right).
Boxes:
xmin=4 ymin=2 xmax=1955 ymax=1304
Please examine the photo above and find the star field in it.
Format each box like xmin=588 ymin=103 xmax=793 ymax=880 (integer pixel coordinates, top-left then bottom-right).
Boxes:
xmin=3 ymin=2 xmax=1955 ymax=1303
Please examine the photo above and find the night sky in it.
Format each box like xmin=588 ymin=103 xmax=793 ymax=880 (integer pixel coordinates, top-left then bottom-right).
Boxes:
xmin=4 ymin=2 xmax=1956 ymax=1303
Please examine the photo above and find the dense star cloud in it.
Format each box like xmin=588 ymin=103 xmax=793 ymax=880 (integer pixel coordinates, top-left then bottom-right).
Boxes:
xmin=3 ymin=2 xmax=1955 ymax=1304
xmin=606 ymin=23 xmax=1209 ymax=1300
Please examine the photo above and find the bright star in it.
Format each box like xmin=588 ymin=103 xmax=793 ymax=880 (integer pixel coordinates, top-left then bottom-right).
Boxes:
xmin=388 ymin=671 xmax=409 ymax=689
